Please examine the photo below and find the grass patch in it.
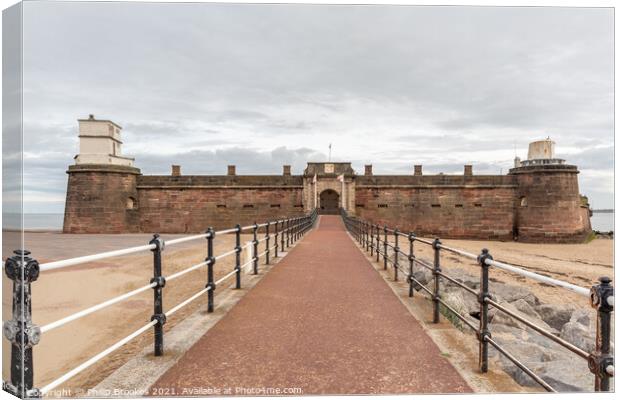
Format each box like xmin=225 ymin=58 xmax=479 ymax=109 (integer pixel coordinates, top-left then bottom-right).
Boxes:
xmin=584 ymin=230 xmax=597 ymax=243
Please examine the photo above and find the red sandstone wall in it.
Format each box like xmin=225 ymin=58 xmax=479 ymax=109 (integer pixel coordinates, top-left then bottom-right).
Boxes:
xmin=137 ymin=187 xmax=305 ymax=233
xmin=63 ymin=165 xmax=140 ymax=233
xmin=513 ymin=167 xmax=591 ymax=243
xmin=354 ymin=186 xmax=517 ymax=240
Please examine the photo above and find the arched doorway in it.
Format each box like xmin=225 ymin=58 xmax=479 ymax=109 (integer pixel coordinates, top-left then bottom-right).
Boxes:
xmin=319 ymin=189 xmax=340 ymax=215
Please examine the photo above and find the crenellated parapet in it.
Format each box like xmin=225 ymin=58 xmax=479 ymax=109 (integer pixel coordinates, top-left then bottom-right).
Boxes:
xmin=63 ymin=116 xmax=591 ymax=242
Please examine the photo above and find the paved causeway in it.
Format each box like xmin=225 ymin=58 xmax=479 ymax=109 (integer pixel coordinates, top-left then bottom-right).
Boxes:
xmin=151 ymin=216 xmax=470 ymax=395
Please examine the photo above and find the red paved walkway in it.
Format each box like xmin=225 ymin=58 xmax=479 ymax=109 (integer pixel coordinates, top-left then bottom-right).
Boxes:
xmin=151 ymin=216 xmax=471 ymax=395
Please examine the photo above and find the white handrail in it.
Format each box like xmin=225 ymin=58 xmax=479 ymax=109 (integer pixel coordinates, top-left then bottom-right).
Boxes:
xmin=40 ymin=282 xmax=157 ymax=333
xmin=166 ymin=260 xmax=209 ymax=282
xmin=39 ymin=320 xmax=157 ymax=395
xmin=165 ymin=287 xmax=211 ymax=318
xmin=39 ymin=218 xmax=305 ymax=273
xmin=165 ymin=233 xmax=208 ymax=246
xmin=40 ymin=244 xmax=156 ymax=272
xmin=485 ymin=258 xmax=590 ymax=297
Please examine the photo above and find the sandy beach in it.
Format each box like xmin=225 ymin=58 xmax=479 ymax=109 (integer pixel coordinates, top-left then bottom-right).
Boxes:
xmin=2 ymin=231 xmax=263 ymax=393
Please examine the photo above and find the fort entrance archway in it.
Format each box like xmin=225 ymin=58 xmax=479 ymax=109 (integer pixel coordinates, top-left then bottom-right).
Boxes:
xmin=319 ymin=189 xmax=339 ymax=215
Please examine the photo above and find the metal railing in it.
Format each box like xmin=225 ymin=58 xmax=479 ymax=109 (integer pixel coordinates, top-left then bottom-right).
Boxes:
xmin=341 ymin=209 xmax=614 ymax=392
xmin=2 ymin=209 xmax=318 ymax=398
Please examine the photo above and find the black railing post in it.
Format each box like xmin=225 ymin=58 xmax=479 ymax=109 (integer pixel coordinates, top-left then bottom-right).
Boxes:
xmin=477 ymin=248 xmax=492 ymax=373
xmin=370 ymin=224 xmax=374 ymax=257
xmin=274 ymin=220 xmax=279 ymax=258
xmin=589 ymin=276 xmax=614 ymax=391
xmin=393 ymin=229 xmax=399 ymax=281
xmin=375 ymin=224 xmax=380 ymax=262
xmin=206 ymin=227 xmax=216 ymax=313
xmin=408 ymin=233 xmax=415 ymax=297
xmin=366 ymin=222 xmax=370 ymax=251
xmin=149 ymin=234 xmax=166 ymax=356
xmin=383 ymin=226 xmax=388 ymax=270
xmin=3 ymin=250 xmax=40 ymax=398
xmin=432 ymin=238 xmax=442 ymax=323
xmin=287 ymin=218 xmax=291 ymax=247
xmin=252 ymin=223 xmax=259 ymax=274
xmin=235 ymin=224 xmax=242 ymax=289
xmin=360 ymin=220 xmax=363 ymax=246
xmin=281 ymin=220 xmax=285 ymax=252
xmin=265 ymin=222 xmax=271 ymax=264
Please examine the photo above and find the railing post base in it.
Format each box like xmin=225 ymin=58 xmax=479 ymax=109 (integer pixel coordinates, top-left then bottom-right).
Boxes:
xmin=3 ymin=250 xmax=40 ymax=398
xmin=589 ymin=276 xmax=614 ymax=391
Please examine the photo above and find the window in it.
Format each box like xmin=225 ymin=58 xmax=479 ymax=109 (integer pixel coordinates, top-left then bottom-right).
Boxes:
xmin=243 ymin=204 xmax=254 ymax=208
xmin=355 ymin=204 xmax=365 ymax=208
xmin=126 ymin=197 xmax=137 ymax=210
xmin=378 ymin=204 xmax=388 ymax=208
xmin=431 ymin=204 xmax=441 ymax=208
xmin=520 ymin=197 xmax=528 ymax=207
xmin=217 ymin=204 xmax=227 ymax=208
xmin=474 ymin=203 xmax=482 ymax=207
xmin=270 ymin=204 xmax=281 ymax=208
xmin=455 ymin=204 xmax=463 ymax=208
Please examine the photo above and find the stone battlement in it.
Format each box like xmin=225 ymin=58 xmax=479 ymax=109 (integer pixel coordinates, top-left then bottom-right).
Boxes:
xmin=62 ymin=117 xmax=592 ymax=242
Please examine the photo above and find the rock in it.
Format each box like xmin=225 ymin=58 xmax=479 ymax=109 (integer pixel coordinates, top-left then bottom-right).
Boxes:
xmin=411 ymin=269 xmax=432 ymax=289
xmin=441 ymin=268 xmax=479 ymax=291
xmin=492 ymin=283 xmax=540 ymax=307
xmin=569 ymin=308 xmax=594 ymax=328
xmin=511 ymin=298 xmax=542 ymax=320
xmin=441 ymin=290 xmax=479 ymax=326
xmin=538 ymin=359 xmax=593 ymax=392
xmin=489 ymin=301 xmax=555 ymax=333
xmin=489 ymin=336 xmax=587 ymax=391
xmin=502 ymin=362 xmax=545 ymax=388
xmin=560 ymin=321 xmax=595 ymax=353
xmin=534 ymin=304 xmax=575 ymax=331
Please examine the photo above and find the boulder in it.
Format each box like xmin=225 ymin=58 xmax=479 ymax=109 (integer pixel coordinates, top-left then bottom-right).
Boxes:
xmin=510 ymin=298 xmax=542 ymax=320
xmin=569 ymin=308 xmax=594 ymax=329
xmin=441 ymin=290 xmax=479 ymax=327
xmin=441 ymin=268 xmax=479 ymax=291
xmin=489 ymin=301 xmax=555 ymax=334
xmin=411 ymin=268 xmax=432 ymax=289
xmin=537 ymin=359 xmax=593 ymax=392
xmin=491 ymin=283 xmax=540 ymax=307
xmin=560 ymin=321 xmax=594 ymax=353
xmin=534 ymin=304 xmax=575 ymax=331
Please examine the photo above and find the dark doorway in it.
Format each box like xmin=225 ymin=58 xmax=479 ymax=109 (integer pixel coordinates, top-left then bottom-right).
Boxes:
xmin=319 ymin=189 xmax=340 ymax=214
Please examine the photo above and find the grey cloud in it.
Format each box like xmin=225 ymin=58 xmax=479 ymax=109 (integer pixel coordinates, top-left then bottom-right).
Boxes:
xmin=11 ymin=3 xmax=614 ymax=211
xmin=136 ymin=146 xmax=327 ymax=176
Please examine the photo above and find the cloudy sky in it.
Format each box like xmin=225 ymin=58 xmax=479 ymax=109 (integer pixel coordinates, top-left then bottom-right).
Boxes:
xmin=15 ymin=2 xmax=614 ymax=212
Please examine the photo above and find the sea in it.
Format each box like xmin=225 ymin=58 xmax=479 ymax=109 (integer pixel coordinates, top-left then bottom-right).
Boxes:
xmin=1 ymin=212 xmax=615 ymax=233
xmin=590 ymin=212 xmax=614 ymax=233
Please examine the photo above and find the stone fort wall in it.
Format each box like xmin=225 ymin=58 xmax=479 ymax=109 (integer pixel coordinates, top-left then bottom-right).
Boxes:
xmin=63 ymin=162 xmax=592 ymax=243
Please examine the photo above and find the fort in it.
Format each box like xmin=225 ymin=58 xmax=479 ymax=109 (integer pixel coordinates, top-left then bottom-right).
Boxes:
xmin=63 ymin=115 xmax=592 ymax=242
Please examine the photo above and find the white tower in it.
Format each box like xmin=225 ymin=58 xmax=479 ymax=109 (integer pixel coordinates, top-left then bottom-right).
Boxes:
xmin=520 ymin=137 xmax=565 ymax=167
xmin=75 ymin=114 xmax=134 ymax=166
